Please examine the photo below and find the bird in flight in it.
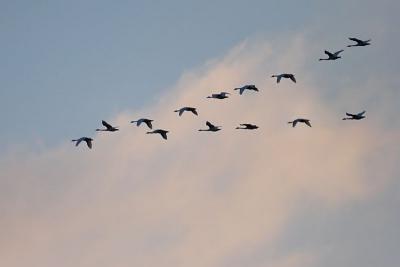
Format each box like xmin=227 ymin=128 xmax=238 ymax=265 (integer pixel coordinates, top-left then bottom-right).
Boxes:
xmin=236 ymin=123 xmax=259 ymax=130
xmin=207 ymin=92 xmax=230 ymax=99
xmin=234 ymin=85 xmax=259 ymax=95
xmin=342 ymin=111 xmax=366 ymax=120
xmin=146 ymin=129 xmax=169 ymax=140
xmin=288 ymin=118 xmax=312 ymax=127
xmin=96 ymin=120 xmax=119 ymax=132
xmin=131 ymin=118 xmax=154 ymax=129
xmin=347 ymin=38 xmax=371 ymax=47
xmin=174 ymin=107 xmax=198 ymax=116
xmin=199 ymin=121 xmax=221 ymax=132
xmin=319 ymin=50 xmax=344 ymax=61
xmin=271 ymin=73 xmax=296 ymax=83
xmin=72 ymin=137 xmax=93 ymax=149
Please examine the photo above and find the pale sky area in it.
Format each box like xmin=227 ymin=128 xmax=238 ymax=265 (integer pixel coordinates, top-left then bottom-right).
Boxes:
xmin=1 ymin=1 xmax=400 ymax=267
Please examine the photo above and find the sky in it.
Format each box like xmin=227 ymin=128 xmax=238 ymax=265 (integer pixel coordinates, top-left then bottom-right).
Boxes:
xmin=1 ymin=1 xmax=400 ymax=267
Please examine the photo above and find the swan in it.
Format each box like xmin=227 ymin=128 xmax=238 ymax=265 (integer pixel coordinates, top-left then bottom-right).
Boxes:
xmin=131 ymin=118 xmax=153 ymax=129
xmin=72 ymin=137 xmax=93 ymax=149
xmin=146 ymin=129 xmax=169 ymax=140
xmin=236 ymin=123 xmax=259 ymax=130
xmin=96 ymin=120 xmax=119 ymax=132
xmin=347 ymin=38 xmax=371 ymax=47
xmin=199 ymin=121 xmax=221 ymax=132
xmin=174 ymin=107 xmax=198 ymax=116
xmin=271 ymin=73 xmax=296 ymax=83
xmin=288 ymin=118 xmax=312 ymax=127
xmin=234 ymin=85 xmax=259 ymax=95
xmin=207 ymin=92 xmax=230 ymax=99
xmin=319 ymin=50 xmax=344 ymax=61
xmin=342 ymin=111 xmax=366 ymax=120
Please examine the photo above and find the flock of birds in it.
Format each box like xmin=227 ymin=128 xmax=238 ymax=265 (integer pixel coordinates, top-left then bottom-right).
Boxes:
xmin=72 ymin=37 xmax=371 ymax=149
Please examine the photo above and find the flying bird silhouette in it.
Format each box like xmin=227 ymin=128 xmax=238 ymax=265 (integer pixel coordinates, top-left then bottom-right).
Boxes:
xmin=319 ymin=50 xmax=344 ymax=61
xmin=207 ymin=92 xmax=230 ymax=99
xmin=342 ymin=111 xmax=366 ymax=120
xmin=347 ymin=38 xmax=371 ymax=47
xmin=288 ymin=118 xmax=312 ymax=127
xmin=146 ymin=129 xmax=169 ymax=140
xmin=72 ymin=137 xmax=93 ymax=149
xmin=271 ymin=73 xmax=296 ymax=83
xmin=236 ymin=123 xmax=259 ymax=130
xmin=96 ymin=120 xmax=119 ymax=132
xmin=174 ymin=107 xmax=198 ymax=116
xmin=234 ymin=85 xmax=259 ymax=95
xmin=199 ymin=121 xmax=221 ymax=132
xmin=131 ymin=118 xmax=153 ymax=129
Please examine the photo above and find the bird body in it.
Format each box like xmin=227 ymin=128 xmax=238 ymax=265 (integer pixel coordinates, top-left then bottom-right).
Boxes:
xmin=96 ymin=120 xmax=119 ymax=132
xmin=347 ymin=38 xmax=371 ymax=47
xmin=236 ymin=123 xmax=259 ymax=130
xmin=146 ymin=129 xmax=169 ymax=140
xmin=72 ymin=137 xmax=93 ymax=149
xmin=271 ymin=73 xmax=296 ymax=83
xmin=319 ymin=50 xmax=344 ymax=61
xmin=343 ymin=111 xmax=366 ymax=120
xmin=199 ymin=121 xmax=221 ymax=132
xmin=207 ymin=92 xmax=230 ymax=99
xmin=234 ymin=84 xmax=259 ymax=95
xmin=174 ymin=107 xmax=198 ymax=116
xmin=288 ymin=118 xmax=312 ymax=127
xmin=131 ymin=118 xmax=153 ymax=129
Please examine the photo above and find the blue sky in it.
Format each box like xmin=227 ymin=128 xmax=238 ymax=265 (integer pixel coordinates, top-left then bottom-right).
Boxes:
xmin=1 ymin=0 xmax=322 ymax=150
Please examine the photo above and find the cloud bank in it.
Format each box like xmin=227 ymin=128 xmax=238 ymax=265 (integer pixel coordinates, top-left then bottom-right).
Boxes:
xmin=0 ymin=33 xmax=399 ymax=267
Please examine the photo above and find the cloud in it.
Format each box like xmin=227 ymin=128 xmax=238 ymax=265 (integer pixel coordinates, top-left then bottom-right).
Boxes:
xmin=0 ymin=32 xmax=399 ymax=267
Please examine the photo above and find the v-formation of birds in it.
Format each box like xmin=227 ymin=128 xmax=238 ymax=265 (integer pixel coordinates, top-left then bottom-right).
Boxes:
xmin=72 ymin=37 xmax=370 ymax=149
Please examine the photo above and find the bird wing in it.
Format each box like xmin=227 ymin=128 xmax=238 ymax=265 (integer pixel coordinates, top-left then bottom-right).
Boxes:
xmin=292 ymin=120 xmax=297 ymax=127
xmin=357 ymin=111 xmax=366 ymax=116
xmin=102 ymin=120 xmax=113 ymax=129
xmin=324 ymin=50 xmax=334 ymax=57
xmin=349 ymin=37 xmax=362 ymax=43
xmin=144 ymin=120 xmax=153 ymax=129
xmin=191 ymin=109 xmax=198 ymax=115
xmin=334 ymin=50 xmax=344 ymax=56
xmin=75 ymin=138 xmax=83 ymax=147
xmin=240 ymin=87 xmax=245 ymax=95
xmin=277 ymin=76 xmax=282 ymax=83
xmin=179 ymin=109 xmax=184 ymax=116
xmin=85 ymin=139 xmax=92 ymax=149
xmin=160 ymin=131 xmax=168 ymax=140
xmin=305 ymin=120 xmax=312 ymax=127
xmin=289 ymin=75 xmax=296 ymax=83
xmin=346 ymin=112 xmax=355 ymax=117
xmin=206 ymin=121 xmax=214 ymax=128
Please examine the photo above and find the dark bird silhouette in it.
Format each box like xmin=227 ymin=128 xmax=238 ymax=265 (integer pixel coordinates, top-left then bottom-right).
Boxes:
xmin=234 ymin=85 xmax=259 ymax=95
xmin=207 ymin=92 xmax=230 ymax=99
xmin=72 ymin=137 xmax=93 ymax=149
xmin=96 ymin=120 xmax=119 ymax=132
xmin=236 ymin=123 xmax=259 ymax=130
xmin=271 ymin=73 xmax=296 ymax=83
xmin=288 ymin=118 xmax=312 ymax=127
xmin=174 ymin=107 xmax=198 ymax=116
xmin=146 ymin=129 xmax=169 ymax=140
xmin=199 ymin=121 xmax=221 ymax=132
xmin=342 ymin=111 xmax=366 ymax=120
xmin=347 ymin=38 xmax=371 ymax=47
xmin=319 ymin=50 xmax=344 ymax=61
xmin=131 ymin=118 xmax=153 ymax=129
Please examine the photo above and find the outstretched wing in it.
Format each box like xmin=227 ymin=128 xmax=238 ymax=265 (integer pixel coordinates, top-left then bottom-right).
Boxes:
xmin=277 ymin=76 xmax=282 ymax=83
xmin=349 ymin=37 xmax=362 ymax=43
xmin=346 ymin=112 xmax=355 ymax=117
xmin=324 ymin=50 xmax=334 ymax=57
xmin=144 ymin=119 xmax=153 ymax=129
xmin=304 ymin=120 xmax=312 ymax=127
xmin=357 ymin=111 xmax=366 ymax=116
xmin=75 ymin=138 xmax=82 ymax=147
xmin=85 ymin=139 xmax=93 ymax=149
xmin=206 ymin=121 xmax=214 ymax=128
xmin=102 ymin=120 xmax=113 ymax=129
xmin=191 ymin=109 xmax=198 ymax=115
xmin=289 ymin=75 xmax=296 ymax=83
xmin=239 ymin=87 xmax=245 ymax=95
xmin=334 ymin=50 xmax=344 ymax=56
xmin=179 ymin=109 xmax=184 ymax=116
xmin=160 ymin=131 xmax=168 ymax=140
xmin=292 ymin=120 xmax=297 ymax=127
